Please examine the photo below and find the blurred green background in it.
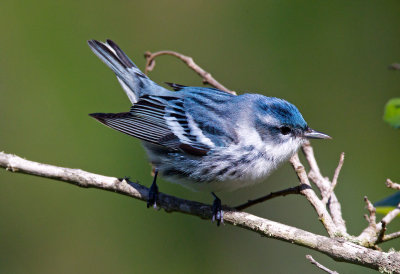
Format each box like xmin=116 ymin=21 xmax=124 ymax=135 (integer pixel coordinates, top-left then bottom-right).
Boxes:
xmin=1 ymin=1 xmax=400 ymax=273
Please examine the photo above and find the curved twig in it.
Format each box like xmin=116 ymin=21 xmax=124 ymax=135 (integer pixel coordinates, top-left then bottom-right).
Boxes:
xmin=306 ymin=255 xmax=339 ymax=274
xmin=144 ymin=51 xmax=235 ymax=95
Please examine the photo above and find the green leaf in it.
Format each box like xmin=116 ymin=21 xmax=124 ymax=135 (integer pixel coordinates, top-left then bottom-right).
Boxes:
xmin=383 ymin=98 xmax=400 ymax=128
xmin=374 ymin=192 xmax=400 ymax=215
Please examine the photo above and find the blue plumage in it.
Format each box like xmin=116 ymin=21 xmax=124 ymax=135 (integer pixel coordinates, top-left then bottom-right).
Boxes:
xmin=88 ymin=39 xmax=330 ymax=223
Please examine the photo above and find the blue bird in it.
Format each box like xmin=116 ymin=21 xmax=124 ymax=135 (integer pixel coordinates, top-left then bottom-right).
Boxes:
xmin=88 ymin=39 xmax=331 ymax=224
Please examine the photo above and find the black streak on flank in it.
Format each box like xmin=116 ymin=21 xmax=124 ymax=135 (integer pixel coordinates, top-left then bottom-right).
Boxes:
xmin=216 ymin=167 xmax=230 ymax=177
xmin=163 ymin=168 xmax=187 ymax=177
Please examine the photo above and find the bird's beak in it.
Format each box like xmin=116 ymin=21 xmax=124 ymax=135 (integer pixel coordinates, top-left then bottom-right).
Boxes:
xmin=303 ymin=128 xmax=332 ymax=139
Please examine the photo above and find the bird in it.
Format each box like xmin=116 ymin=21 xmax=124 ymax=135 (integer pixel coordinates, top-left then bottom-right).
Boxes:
xmin=87 ymin=39 xmax=331 ymax=225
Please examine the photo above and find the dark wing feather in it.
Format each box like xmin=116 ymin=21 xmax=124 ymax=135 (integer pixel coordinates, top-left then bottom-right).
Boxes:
xmin=89 ymin=112 xmax=170 ymax=145
xmin=89 ymin=95 xmax=211 ymax=156
xmin=165 ymin=82 xmax=187 ymax=91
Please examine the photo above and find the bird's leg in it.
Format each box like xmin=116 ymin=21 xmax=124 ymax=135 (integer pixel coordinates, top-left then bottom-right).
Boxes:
xmin=211 ymin=192 xmax=224 ymax=226
xmin=147 ymin=169 xmax=159 ymax=209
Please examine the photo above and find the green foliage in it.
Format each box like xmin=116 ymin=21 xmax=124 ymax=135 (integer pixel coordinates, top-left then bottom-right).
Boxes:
xmin=384 ymin=98 xmax=400 ymax=128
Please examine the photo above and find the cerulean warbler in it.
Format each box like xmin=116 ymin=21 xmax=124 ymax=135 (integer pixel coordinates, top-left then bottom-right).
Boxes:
xmin=88 ymin=40 xmax=330 ymax=224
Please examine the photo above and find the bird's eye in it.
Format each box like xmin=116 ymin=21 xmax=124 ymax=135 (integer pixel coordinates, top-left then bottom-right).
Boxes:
xmin=279 ymin=126 xmax=291 ymax=135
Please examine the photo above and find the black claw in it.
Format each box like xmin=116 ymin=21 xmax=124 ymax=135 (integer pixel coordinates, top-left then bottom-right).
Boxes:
xmin=118 ymin=176 xmax=130 ymax=182
xmin=211 ymin=192 xmax=224 ymax=226
xmin=147 ymin=169 xmax=159 ymax=209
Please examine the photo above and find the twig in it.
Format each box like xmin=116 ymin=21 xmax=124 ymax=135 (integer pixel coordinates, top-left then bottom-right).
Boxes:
xmin=143 ymin=51 xmax=235 ymax=95
xmin=386 ymin=179 xmax=400 ymax=190
xmin=1 ymin=151 xmax=400 ymax=272
xmin=363 ymin=196 xmax=377 ymax=229
xmin=379 ymin=202 xmax=400 ymax=227
xmin=302 ymin=143 xmax=347 ymax=236
xmin=383 ymin=231 xmax=400 ymax=242
xmin=322 ymin=152 xmax=345 ymax=204
xmin=306 ymin=255 xmax=339 ymax=274
xmin=290 ymin=153 xmax=337 ymax=237
xmin=376 ymin=221 xmax=387 ymax=244
xmin=234 ymin=185 xmax=304 ymax=211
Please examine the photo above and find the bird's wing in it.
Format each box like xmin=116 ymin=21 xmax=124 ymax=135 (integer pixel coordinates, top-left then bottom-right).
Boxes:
xmin=90 ymin=86 xmax=238 ymax=156
xmin=179 ymin=86 xmax=238 ymax=147
xmin=90 ymin=95 xmax=207 ymax=156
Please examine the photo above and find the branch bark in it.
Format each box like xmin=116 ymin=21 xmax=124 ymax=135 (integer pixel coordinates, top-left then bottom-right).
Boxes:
xmin=306 ymin=255 xmax=339 ymax=274
xmin=1 ymin=151 xmax=400 ymax=273
xmin=144 ymin=50 xmax=235 ymax=95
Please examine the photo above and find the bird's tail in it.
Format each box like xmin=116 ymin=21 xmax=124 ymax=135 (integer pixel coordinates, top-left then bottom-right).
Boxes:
xmin=88 ymin=39 xmax=168 ymax=104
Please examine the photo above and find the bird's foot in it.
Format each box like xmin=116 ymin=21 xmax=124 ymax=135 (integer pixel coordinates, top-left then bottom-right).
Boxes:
xmin=119 ymin=176 xmax=131 ymax=183
xmin=119 ymin=176 xmax=138 ymax=188
xmin=211 ymin=192 xmax=224 ymax=226
xmin=147 ymin=169 xmax=159 ymax=209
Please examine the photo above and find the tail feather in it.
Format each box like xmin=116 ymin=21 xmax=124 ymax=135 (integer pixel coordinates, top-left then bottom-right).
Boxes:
xmin=105 ymin=39 xmax=137 ymax=69
xmin=88 ymin=39 xmax=171 ymax=104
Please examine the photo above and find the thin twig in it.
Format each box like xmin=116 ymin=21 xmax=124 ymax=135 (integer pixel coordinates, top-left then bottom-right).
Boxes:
xmin=302 ymin=143 xmax=347 ymax=236
xmin=234 ymin=185 xmax=304 ymax=211
xmin=364 ymin=196 xmax=377 ymax=228
xmin=357 ymin=197 xmax=383 ymax=245
xmin=383 ymin=231 xmax=400 ymax=242
xmin=386 ymin=179 xmax=400 ymax=190
xmin=380 ymin=202 xmax=400 ymax=227
xmin=290 ymin=153 xmax=337 ymax=237
xmin=143 ymin=51 xmax=235 ymax=94
xmin=322 ymin=152 xmax=345 ymax=204
xmin=1 ymin=151 xmax=400 ymax=272
xmin=376 ymin=221 xmax=387 ymax=244
xmin=306 ymin=255 xmax=339 ymax=274
xmin=302 ymin=142 xmax=327 ymax=193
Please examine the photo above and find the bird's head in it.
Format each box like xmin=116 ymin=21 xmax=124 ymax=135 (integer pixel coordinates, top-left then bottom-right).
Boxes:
xmin=253 ymin=96 xmax=331 ymax=146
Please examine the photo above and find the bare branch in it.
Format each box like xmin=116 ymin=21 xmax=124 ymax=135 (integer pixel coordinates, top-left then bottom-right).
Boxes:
xmin=290 ymin=153 xmax=337 ymax=237
xmin=386 ymin=179 xmax=400 ymax=190
xmin=306 ymin=255 xmax=339 ymax=274
xmin=383 ymin=231 xmax=400 ymax=242
xmin=1 ymin=151 xmax=400 ymax=272
xmin=302 ymin=143 xmax=347 ymax=236
xmin=376 ymin=221 xmax=387 ymax=244
xmin=322 ymin=152 xmax=345 ymax=204
xmin=234 ymin=185 xmax=304 ymax=211
xmin=380 ymin=203 xmax=400 ymax=227
xmin=143 ymin=51 xmax=235 ymax=94
xmin=364 ymin=196 xmax=377 ymax=228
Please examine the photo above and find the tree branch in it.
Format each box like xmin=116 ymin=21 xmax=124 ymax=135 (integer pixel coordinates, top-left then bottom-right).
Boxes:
xmin=290 ymin=153 xmax=338 ymax=237
xmin=386 ymin=179 xmax=400 ymax=190
xmin=144 ymin=51 xmax=235 ymax=95
xmin=234 ymin=185 xmax=304 ymax=211
xmin=301 ymin=143 xmax=347 ymax=235
xmin=1 ymin=151 xmax=400 ymax=272
xmin=306 ymin=255 xmax=339 ymax=274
